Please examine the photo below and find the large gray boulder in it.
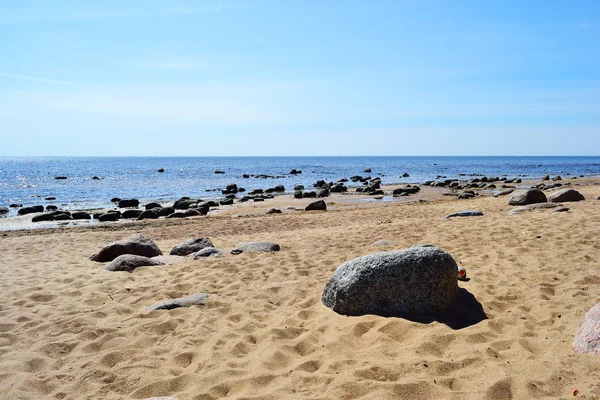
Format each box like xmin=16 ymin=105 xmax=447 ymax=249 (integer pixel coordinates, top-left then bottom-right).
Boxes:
xmin=547 ymin=189 xmax=585 ymax=203
xmin=322 ymin=246 xmax=458 ymax=316
xmin=573 ymin=303 xmax=600 ymax=355
xmin=170 ymin=238 xmax=214 ymax=256
xmin=148 ymin=293 xmax=209 ymax=311
xmin=104 ymin=254 xmax=164 ymax=272
xmin=231 ymin=241 xmax=280 ymax=255
xmin=90 ymin=234 xmax=163 ymax=262
xmin=508 ymin=189 xmax=547 ymax=206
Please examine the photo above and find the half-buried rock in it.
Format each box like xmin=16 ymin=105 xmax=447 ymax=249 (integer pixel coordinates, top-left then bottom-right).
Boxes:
xmin=148 ymin=293 xmax=209 ymax=311
xmin=191 ymin=247 xmax=223 ymax=259
xmin=170 ymin=238 xmax=214 ymax=256
xmin=231 ymin=242 xmax=280 ymax=255
xmin=104 ymin=254 xmax=165 ymax=272
xmin=322 ymin=246 xmax=458 ymax=316
xmin=90 ymin=234 xmax=163 ymax=262
xmin=547 ymin=188 xmax=585 ymax=203
xmin=508 ymin=188 xmax=547 ymax=206
xmin=573 ymin=303 xmax=600 ymax=355
xmin=305 ymin=200 xmax=326 ymax=211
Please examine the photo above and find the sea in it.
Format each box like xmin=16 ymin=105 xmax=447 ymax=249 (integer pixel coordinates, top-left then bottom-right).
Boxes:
xmin=1 ymin=156 xmax=599 ymax=217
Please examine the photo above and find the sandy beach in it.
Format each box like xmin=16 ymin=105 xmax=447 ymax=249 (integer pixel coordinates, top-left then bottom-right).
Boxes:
xmin=1 ymin=180 xmax=600 ymax=399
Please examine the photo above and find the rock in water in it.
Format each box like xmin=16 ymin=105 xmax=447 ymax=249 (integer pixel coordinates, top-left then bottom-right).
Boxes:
xmin=148 ymin=293 xmax=209 ymax=311
xmin=573 ymin=303 xmax=600 ymax=355
xmin=191 ymin=247 xmax=223 ymax=259
xmin=508 ymin=189 xmax=547 ymax=206
xmin=547 ymin=189 xmax=585 ymax=203
xmin=305 ymin=200 xmax=327 ymax=211
xmin=104 ymin=255 xmax=165 ymax=272
xmin=90 ymin=234 xmax=163 ymax=262
xmin=231 ymin=242 xmax=280 ymax=254
xmin=444 ymin=210 xmax=484 ymax=219
xmin=322 ymin=246 xmax=458 ymax=316
xmin=170 ymin=238 xmax=214 ymax=256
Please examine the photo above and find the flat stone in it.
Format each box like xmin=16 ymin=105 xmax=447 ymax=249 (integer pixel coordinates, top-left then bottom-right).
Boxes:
xmin=573 ymin=303 xmax=600 ymax=355
xmin=191 ymin=247 xmax=223 ymax=259
xmin=444 ymin=210 xmax=484 ymax=219
xmin=104 ymin=254 xmax=164 ymax=272
xmin=148 ymin=293 xmax=209 ymax=311
xmin=508 ymin=202 xmax=563 ymax=215
xmin=549 ymin=207 xmax=570 ymax=214
xmin=231 ymin=241 xmax=280 ymax=255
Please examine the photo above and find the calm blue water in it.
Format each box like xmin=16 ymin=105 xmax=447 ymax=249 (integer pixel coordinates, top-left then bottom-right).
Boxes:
xmin=1 ymin=156 xmax=599 ymax=216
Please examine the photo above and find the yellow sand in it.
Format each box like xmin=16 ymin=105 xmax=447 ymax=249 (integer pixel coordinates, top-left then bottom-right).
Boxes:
xmin=1 ymin=182 xmax=600 ymax=399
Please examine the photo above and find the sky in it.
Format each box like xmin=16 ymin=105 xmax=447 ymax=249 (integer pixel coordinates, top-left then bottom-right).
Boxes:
xmin=1 ymin=0 xmax=599 ymax=156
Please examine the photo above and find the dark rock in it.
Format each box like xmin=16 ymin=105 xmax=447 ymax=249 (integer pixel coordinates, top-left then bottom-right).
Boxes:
xmin=294 ymin=185 xmax=305 ymax=191
xmin=552 ymin=175 xmax=562 ymax=181
xmin=294 ymin=190 xmax=303 ymax=199
xmin=330 ymin=185 xmax=347 ymax=193
xmin=111 ymin=198 xmax=121 ymax=203
xmin=18 ymin=205 xmax=44 ymax=215
xmin=55 ymin=176 xmax=67 ymax=180
xmin=9 ymin=204 xmax=22 ymax=208
xmin=170 ymin=238 xmax=214 ymax=256
xmin=317 ymin=189 xmax=330 ymax=198
xmin=542 ymin=174 xmax=550 ymax=181
xmin=104 ymin=254 xmax=164 ymax=272
xmin=220 ymin=198 xmax=234 ymax=206
xmin=90 ymin=234 xmax=162 ymax=262
xmin=305 ymin=200 xmax=326 ymax=211
xmin=302 ymin=191 xmax=317 ymax=198
xmin=145 ymin=202 xmax=162 ymax=210
xmin=231 ymin=242 xmax=281 ymax=254
xmin=148 ymin=293 xmax=209 ymax=311
xmin=92 ymin=176 xmax=100 ymax=180
xmin=166 ymin=212 xmax=187 ymax=218
xmin=508 ymin=189 xmax=547 ymax=206
xmin=214 ymin=170 xmax=225 ymax=174
xmin=122 ymin=209 xmax=144 ymax=219
xmin=402 ymin=173 xmax=410 ymax=177
xmin=0 ymin=207 xmax=8 ymax=215
xmin=153 ymin=206 xmax=173 ymax=217
xmin=52 ymin=212 xmax=72 ymax=221
xmin=173 ymin=199 xmax=198 ymax=210
xmin=322 ymin=246 xmax=458 ymax=316
xmin=138 ymin=210 xmax=159 ymax=220
xmin=45 ymin=196 xmax=56 ymax=200
xmin=364 ymin=168 xmax=371 ymax=173
xmin=290 ymin=169 xmax=302 ymax=175
xmin=548 ymin=207 xmax=570 ymax=214
xmin=191 ymin=247 xmax=223 ymax=259
xmin=458 ymin=193 xmax=475 ymax=200
xmin=157 ymin=168 xmax=164 ymax=172
xmin=253 ymin=197 xmax=265 ymax=202
xmin=266 ymin=208 xmax=282 ymax=214
xmin=72 ymin=212 xmax=91 ymax=220
xmin=547 ymin=189 xmax=585 ymax=203
xmin=46 ymin=205 xmax=58 ymax=211
xmin=369 ymin=190 xmax=385 ymax=196
xmin=118 ymin=199 xmax=140 ymax=208
xmin=573 ymin=303 xmax=600 ymax=355
xmin=444 ymin=210 xmax=484 ymax=219
xmin=98 ymin=213 xmax=120 ymax=222
xmin=32 ymin=213 xmax=55 ymax=222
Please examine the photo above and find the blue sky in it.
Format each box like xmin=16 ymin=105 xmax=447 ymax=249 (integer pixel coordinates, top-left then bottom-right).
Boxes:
xmin=1 ymin=0 xmax=599 ymax=156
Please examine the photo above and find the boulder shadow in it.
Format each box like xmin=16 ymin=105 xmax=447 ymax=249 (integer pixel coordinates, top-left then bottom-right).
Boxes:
xmin=390 ymin=287 xmax=487 ymax=330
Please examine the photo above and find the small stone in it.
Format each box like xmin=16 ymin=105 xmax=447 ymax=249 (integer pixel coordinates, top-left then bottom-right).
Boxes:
xmin=148 ymin=293 xmax=209 ymax=311
xmin=104 ymin=255 xmax=164 ymax=272
xmin=191 ymin=247 xmax=223 ymax=259
xmin=305 ymin=200 xmax=326 ymax=211
xmin=444 ymin=210 xmax=483 ymax=219
xmin=170 ymin=238 xmax=214 ymax=256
